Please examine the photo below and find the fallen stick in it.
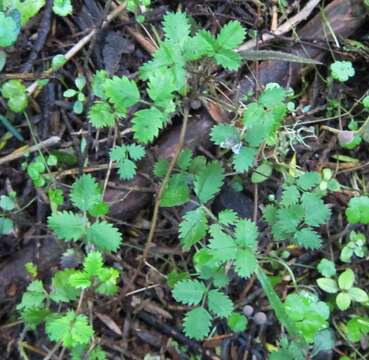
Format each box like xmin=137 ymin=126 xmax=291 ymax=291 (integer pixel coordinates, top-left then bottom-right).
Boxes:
xmin=239 ymin=0 xmax=366 ymax=94
xmin=26 ymin=1 xmax=128 ymax=96
xmin=237 ymin=0 xmax=322 ymax=51
xmin=0 ymin=136 xmax=60 ymax=166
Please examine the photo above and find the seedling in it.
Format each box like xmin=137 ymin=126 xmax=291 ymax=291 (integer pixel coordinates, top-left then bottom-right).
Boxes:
xmin=340 ymin=231 xmax=367 ymax=263
xmin=110 ymin=143 xmax=145 ymax=180
xmin=317 ymin=268 xmax=369 ymax=311
xmin=263 ymin=171 xmax=331 ymax=249
xmin=48 ymin=174 xmax=123 ymax=252
xmin=345 ymin=196 xmax=369 ymax=224
xmin=63 ymin=75 xmax=87 ymax=114
xmin=1 ymin=79 xmax=28 ymax=113
xmin=283 ymin=291 xmax=330 ymax=343
xmin=211 ymin=84 xmax=288 ymax=173
xmin=330 ymin=60 xmax=355 ymax=82
xmin=343 ymin=316 xmax=369 ymax=342
xmin=0 ymin=192 xmax=16 ymax=235
xmin=317 ymin=258 xmax=336 ymax=277
xmin=17 ymin=251 xmax=116 ymax=358
xmin=26 ymin=154 xmax=58 ymax=188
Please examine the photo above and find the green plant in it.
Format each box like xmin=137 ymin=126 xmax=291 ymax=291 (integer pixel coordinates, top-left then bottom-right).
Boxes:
xmin=330 ymin=61 xmax=355 ymax=82
xmin=317 ymin=268 xmax=369 ymax=311
xmin=110 ymin=143 xmax=145 ymax=180
xmin=88 ymin=70 xmax=140 ymax=129
xmin=1 ymin=79 xmax=28 ymax=112
xmin=63 ymin=75 xmax=87 ymax=114
xmin=172 ymin=278 xmax=246 ymax=340
xmin=87 ymin=13 xmax=245 ymax=144
xmin=26 ymin=154 xmax=58 ymax=188
xmin=269 ymin=337 xmax=306 ymax=360
xmin=210 ymin=84 xmax=288 ymax=173
xmin=317 ymin=258 xmax=336 ymax=277
xmin=52 ymin=0 xmax=72 ymax=16
xmin=0 ymin=0 xmax=71 ymax=50
xmin=340 ymin=231 xmax=367 ymax=263
xmin=343 ymin=316 xmax=369 ymax=342
xmin=126 ymin=0 xmax=150 ymax=22
xmin=48 ymin=174 xmax=122 ymax=252
xmin=283 ymin=291 xmax=330 ymax=343
xmin=263 ymin=171 xmax=331 ymax=249
xmin=17 ymin=251 xmax=116 ymax=357
xmin=345 ymin=196 xmax=369 ymax=224
xmin=0 ymin=11 xmax=19 ymax=47
xmin=0 ymin=192 xmax=16 ymax=235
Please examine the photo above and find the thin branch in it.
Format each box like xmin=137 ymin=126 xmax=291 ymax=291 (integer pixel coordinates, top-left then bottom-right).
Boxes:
xmin=26 ymin=1 xmax=128 ymax=96
xmin=237 ymin=0 xmax=321 ymax=51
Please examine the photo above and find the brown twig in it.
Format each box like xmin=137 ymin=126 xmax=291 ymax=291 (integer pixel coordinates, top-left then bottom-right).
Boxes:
xmin=237 ymin=0 xmax=321 ymax=51
xmin=26 ymin=1 xmax=128 ymax=96
xmin=122 ymin=106 xmax=190 ymax=296
xmin=0 ymin=136 xmax=60 ymax=166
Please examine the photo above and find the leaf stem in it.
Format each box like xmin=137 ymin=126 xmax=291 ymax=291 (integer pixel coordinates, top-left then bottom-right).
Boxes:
xmin=143 ymin=105 xmax=190 ymax=260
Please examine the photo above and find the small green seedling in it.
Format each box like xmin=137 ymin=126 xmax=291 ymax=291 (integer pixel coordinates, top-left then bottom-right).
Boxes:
xmin=319 ymin=168 xmax=341 ymax=193
xmin=340 ymin=231 xmax=367 ymax=263
xmin=172 ymin=278 xmax=247 ymax=339
xmin=330 ymin=61 xmax=355 ymax=82
xmin=48 ymin=174 xmax=122 ymax=252
xmin=126 ymin=0 xmax=150 ymax=22
xmin=17 ymin=251 xmax=115 ymax=358
xmin=345 ymin=196 xmax=369 ymax=224
xmin=0 ymin=192 xmax=16 ymax=235
xmin=52 ymin=0 xmax=73 ymax=17
xmin=343 ymin=316 xmax=369 ymax=343
xmin=0 ymin=11 xmax=20 ymax=47
xmin=26 ymin=154 xmax=57 ymax=188
xmin=63 ymin=75 xmax=87 ymax=114
xmin=317 ymin=268 xmax=369 ymax=311
xmin=263 ymin=171 xmax=331 ymax=249
xmin=89 ymin=70 xmax=140 ymax=128
xmin=317 ymin=258 xmax=336 ymax=278
xmin=283 ymin=291 xmax=330 ymax=343
xmin=269 ymin=337 xmax=306 ymax=360
xmin=1 ymin=79 xmax=28 ymax=112
xmin=211 ymin=84 xmax=288 ymax=173
xmin=110 ymin=143 xmax=145 ymax=180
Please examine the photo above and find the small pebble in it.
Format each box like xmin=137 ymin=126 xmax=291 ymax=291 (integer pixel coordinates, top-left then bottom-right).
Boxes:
xmin=242 ymin=305 xmax=254 ymax=317
xmin=253 ymin=312 xmax=267 ymax=325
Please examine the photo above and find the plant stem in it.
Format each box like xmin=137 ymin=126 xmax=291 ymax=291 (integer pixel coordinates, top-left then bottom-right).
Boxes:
xmin=122 ymin=106 xmax=190 ymax=296
xmin=143 ymin=105 xmax=190 ymax=261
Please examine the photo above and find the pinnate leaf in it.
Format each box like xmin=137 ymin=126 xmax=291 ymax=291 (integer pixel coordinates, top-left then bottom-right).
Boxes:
xmin=301 ymin=193 xmax=330 ymax=227
xmin=160 ymin=174 xmax=190 ymax=207
xmin=163 ymin=12 xmax=190 ymax=49
xmin=86 ymin=221 xmax=122 ymax=252
xmin=48 ymin=211 xmax=86 ymax=241
xmin=46 ymin=311 xmax=93 ymax=348
xmin=179 ymin=207 xmax=208 ymax=250
xmin=88 ymin=102 xmax=115 ymax=128
xmin=173 ymin=279 xmax=206 ymax=306
xmin=183 ymin=307 xmax=212 ymax=340
xmin=217 ymin=21 xmax=246 ymax=50
xmin=132 ymin=108 xmax=166 ymax=144
xmin=234 ymin=249 xmax=257 ymax=278
xmin=194 ymin=161 xmax=225 ymax=203
xmin=233 ymin=147 xmax=257 ymax=173
xmin=208 ymin=289 xmax=234 ymax=318
xmin=103 ymin=76 xmax=139 ymax=113
xmin=70 ymin=174 xmax=101 ymax=212
xmin=293 ymin=228 xmax=322 ymax=249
